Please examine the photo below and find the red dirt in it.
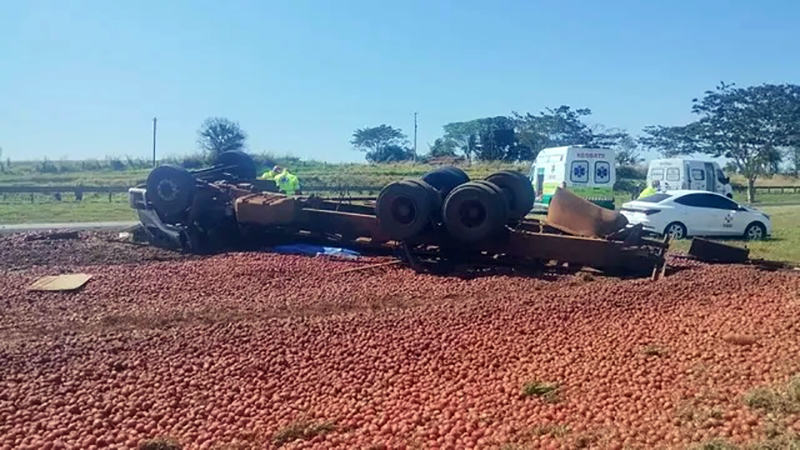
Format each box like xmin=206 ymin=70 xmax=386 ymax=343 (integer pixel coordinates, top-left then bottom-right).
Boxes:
xmin=1 ymin=233 xmax=799 ymax=449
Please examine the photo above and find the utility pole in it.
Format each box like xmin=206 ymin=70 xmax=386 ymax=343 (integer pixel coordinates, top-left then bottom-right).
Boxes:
xmin=152 ymin=117 xmax=157 ymax=167
xmin=413 ymin=112 xmax=418 ymax=160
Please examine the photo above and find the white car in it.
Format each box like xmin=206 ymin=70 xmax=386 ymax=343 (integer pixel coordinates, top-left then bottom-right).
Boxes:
xmin=620 ymin=190 xmax=772 ymax=240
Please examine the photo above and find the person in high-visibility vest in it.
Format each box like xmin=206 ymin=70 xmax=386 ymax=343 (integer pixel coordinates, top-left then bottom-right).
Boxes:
xmin=637 ymin=180 xmax=660 ymax=199
xmin=258 ymin=167 xmax=277 ymax=180
xmin=272 ymin=165 xmax=301 ymax=196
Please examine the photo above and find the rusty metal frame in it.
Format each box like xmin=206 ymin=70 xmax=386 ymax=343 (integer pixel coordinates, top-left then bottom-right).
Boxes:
xmin=231 ymin=193 xmax=667 ymax=276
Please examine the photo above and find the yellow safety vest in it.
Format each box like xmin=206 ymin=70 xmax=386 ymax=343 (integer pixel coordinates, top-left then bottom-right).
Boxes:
xmin=637 ymin=186 xmax=657 ymax=199
xmin=274 ymin=171 xmax=300 ymax=195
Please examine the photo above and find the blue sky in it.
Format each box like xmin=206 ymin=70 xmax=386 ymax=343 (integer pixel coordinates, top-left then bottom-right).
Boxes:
xmin=1 ymin=0 xmax=799 ymax=163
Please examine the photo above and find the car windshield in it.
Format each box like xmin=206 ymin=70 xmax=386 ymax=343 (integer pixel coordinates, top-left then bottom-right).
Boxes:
xmin=637 ymin=193 xmax=672 ymax=203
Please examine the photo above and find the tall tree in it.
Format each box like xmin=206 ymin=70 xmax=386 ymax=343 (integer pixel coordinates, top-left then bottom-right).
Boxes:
xmin=442 ymin=121 xmax=482 ymax=161
xmin=197 ymin=117 xmax=248 ymax=157
xmin=642 ymin=83 xmax=800 ymax=202
xmin=351 ymin=125 xmax=412 ymax=163
xmin=443 ymin=116 xmax=529 ymax=161
xmin=790 ymin=146 xmax=800 ymax=177
xmin=613 ymin=134 xmax=643 ymax=166
xmin=514 ymin=106 xmax=629 ymax=157
xmin=427 ymin=138 xmax=459 ymax=158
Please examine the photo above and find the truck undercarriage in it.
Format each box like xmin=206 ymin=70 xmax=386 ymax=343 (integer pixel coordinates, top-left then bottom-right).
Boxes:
xmin=130 ymin=152 xmax=670 ymax=278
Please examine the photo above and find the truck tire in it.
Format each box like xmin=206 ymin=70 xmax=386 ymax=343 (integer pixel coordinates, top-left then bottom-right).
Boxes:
xmin=376 ymin=180 xmax=434 ymax=240
xmin=443 ymin=181 xmax=509 ymax=242
xmin=215 ymin=150 xmax=257 ymax=180
xmin=484 ymin=170 xmax=535 ymax=220
xmin=146 ymin=165 xmax=196 ymax=216
xmin=421 ymin=166 xmax=470 ymax=198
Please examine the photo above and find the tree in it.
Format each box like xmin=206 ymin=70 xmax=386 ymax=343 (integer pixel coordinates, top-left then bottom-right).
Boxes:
xmin=443 ymin=116 xmax=529 ymax=162
xmin=428 ymin=138 xmax=459 ymax=158
xmin=197 ymin=117 xmax=248 ymax=157
xmin=439 ymin=107 xmax=627 ymax=162
xmin=351 ymin=125 xmax=412 ymax=163
xmin=442 ymin=121 xmax=482 ymax=161
xmin=614 ymin=134 xmax=643 ymax=166
xmin=642 ymin=82 xmax=800 ymax=202
xmin=514 ymin=106 xmax=629 ymax=159
xmin=789 ymin=146 xmax=800 ymax=177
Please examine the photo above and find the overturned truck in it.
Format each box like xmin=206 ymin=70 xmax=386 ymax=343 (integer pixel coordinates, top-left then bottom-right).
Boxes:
xmin=129 ymin=152 xmax=669 ymax=278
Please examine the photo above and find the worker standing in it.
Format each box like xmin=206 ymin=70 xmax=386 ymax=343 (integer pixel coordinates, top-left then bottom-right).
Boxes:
xmin=272 ymin=165 xmax=301 ymax=196
xmin=258 ymin=167 xmax=277 ymax=180
xmin=637 ymin=180 xmax=660 ymax=199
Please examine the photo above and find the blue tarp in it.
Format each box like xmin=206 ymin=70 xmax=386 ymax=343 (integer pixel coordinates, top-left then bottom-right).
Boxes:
xmin=271 ymin=244 xmax=361 ymax=259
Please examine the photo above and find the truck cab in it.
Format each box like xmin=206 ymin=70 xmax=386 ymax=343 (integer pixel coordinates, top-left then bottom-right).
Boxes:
xmin=647 ymin=159 xmax=733 ymax=198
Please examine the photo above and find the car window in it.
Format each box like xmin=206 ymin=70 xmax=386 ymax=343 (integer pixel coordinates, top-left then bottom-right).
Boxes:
xmin=707 ymin=195 xmax=739 ymax=210
xmin=637 ymin=193 xmax=672 ymax=203
xmin=674 ymin=193 xmax=712 ymax=208
xmin=650 ymin=168 xmax=664 ymax=180
xmin=716 ymin=169 xmax=727 ymax=184
xmin=666 ymin=168 xmax=680 ymax=181
xmin=594 ymin=161 xmax=610 ymax=184
xmin=570 ymin=160 xmax=589 ymax=183
xmin=675 ymin=193 xmax=737 ymax=209
xmin=691 ymin=169 xmax=705 ymax=181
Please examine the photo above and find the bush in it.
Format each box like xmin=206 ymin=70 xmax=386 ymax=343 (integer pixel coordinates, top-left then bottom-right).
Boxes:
xmin=177 ymin=154 xmax=208 ymax=169
xmin=614 ymin=178 xmax=646 ymax=195
xmin=108 ymin=157 xmax=126 ymax=171
xmin=617 ymin=165 xmax=647 ymax=180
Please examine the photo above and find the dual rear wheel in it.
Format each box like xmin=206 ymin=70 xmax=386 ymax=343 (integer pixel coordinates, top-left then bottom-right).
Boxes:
xmin=376 ymin=168 xmax=536 ymax=243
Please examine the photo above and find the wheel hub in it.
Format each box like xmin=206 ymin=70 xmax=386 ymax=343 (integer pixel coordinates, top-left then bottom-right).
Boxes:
xmin=157 ymin=179 xmax=179 ymax=202
xmin=391 ymin=197 xmax=416 ymax=225
xmin=459 ymin=200 xmax=486 ymax=228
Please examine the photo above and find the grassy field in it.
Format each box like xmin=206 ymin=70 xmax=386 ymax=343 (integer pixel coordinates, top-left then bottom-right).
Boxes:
xmin=667 ymin=204 xmax=800 ymax=263
xmin=1 ymin=162 xmax=798 ymax=262
xmin=0 ymin=195 xmax=137 ymax=224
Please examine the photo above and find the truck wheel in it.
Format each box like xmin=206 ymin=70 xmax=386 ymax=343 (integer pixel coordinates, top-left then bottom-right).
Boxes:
xmin=404 ymin=179 xmax=442 ymax=221
xmin=443 ymin=181 xmax=509 ymax=242
xmin=472 ymin=180 xmax=510 ymax=224
xmin=376 ymin=180 xmax=433 ymax=240
xmin=484 ymin=170 xmax=535 ymax=220
xmin=421 ymin=166 xmax=470 ymax=198
xmin=146 ymin=165 xmax=196 ymax=216
xmin=216 ymin=151 xmax=257 ymax=180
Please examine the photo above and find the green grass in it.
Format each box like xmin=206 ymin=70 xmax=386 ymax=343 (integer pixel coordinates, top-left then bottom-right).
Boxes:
xmin=1 ymin=162 xmax=799 ymax=263
xmin=272 ymin=420 xmax=335 ymax=446
xmin=667 ymin=205 xmax=800 ymax=263
xmin=521 ymin=380 xmax=560 ymax=402
xmin=0 ymin=195 xmax=137 ymax=223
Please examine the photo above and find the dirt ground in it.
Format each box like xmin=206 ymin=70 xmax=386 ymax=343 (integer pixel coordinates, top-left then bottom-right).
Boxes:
xmin=1 ymin=232 xmax=799 ymax=450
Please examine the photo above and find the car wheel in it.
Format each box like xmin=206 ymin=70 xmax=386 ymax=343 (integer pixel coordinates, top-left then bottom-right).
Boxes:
xmin=664 ymin=222 xmax=687 ymax=240
xmin=744 ymin=222 xmax=767 ymax=241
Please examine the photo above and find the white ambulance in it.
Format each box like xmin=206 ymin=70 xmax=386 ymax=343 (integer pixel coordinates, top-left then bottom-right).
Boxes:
xmin=647 ymin=159 xmax=733 ymax=198
xmin=528 ymin=146 xmax=616 ymax=210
